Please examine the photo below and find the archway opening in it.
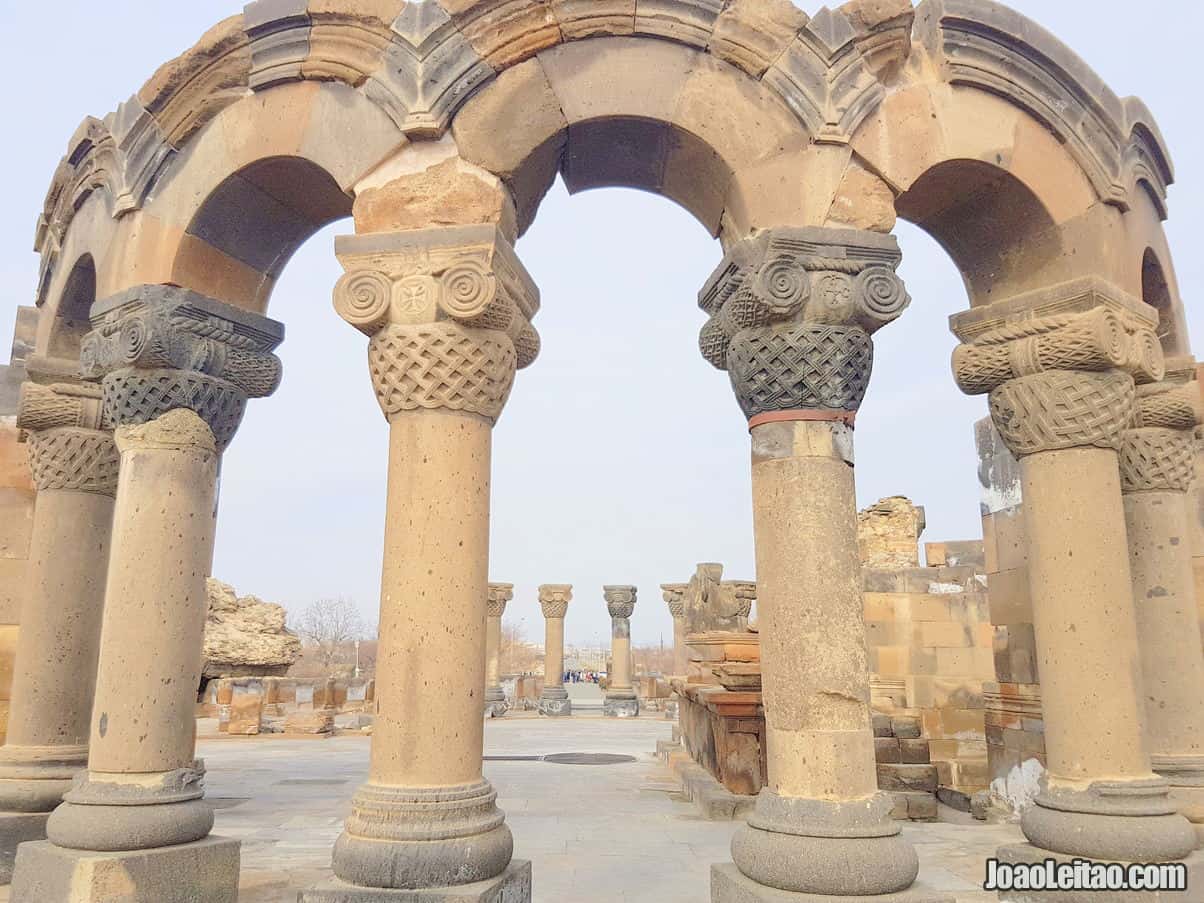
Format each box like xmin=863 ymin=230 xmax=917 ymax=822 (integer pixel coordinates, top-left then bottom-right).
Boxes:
xmin=47 ymin=254 xmax=95 ymax=360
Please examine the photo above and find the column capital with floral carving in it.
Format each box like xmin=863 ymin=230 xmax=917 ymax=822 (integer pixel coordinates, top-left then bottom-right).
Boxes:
xmin=604 ymin=585 xmax=637 ymax=620
xmin=952 ymin=299 xmax=1163 ymax=459
xmin=333 ymin=224 xmax=540 ymax=425
xmin=17 ymin=381 xmax=118 ymax=495
xmin=661 ymin=583 xmax=687 ymax=620
xmin=538 ymin=584 xmax=572 ymax=619
xmin=698 ymin=226 xmax=909 ymax=423
xmin=1118 ymin=369 xmax=1202 ymax=493
xmin=486 ymin=582 xmax=513 ymax=618
xmin=722 ymin=580 xmax=758 ymax=620
xmin=80 ymin=286 xmax=284 ymax=451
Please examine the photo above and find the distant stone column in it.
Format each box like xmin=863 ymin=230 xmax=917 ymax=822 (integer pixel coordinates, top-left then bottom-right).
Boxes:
xmin=17 ymin=288 xmax=283 ymax=903
xmin=0 ymin=384 xmax=116 ymax=882
xmin=538 ymin=585 xmax=572 ymax=716
xmin=603 ymin=586 xmax=639 ymax=718
xmin=953 ymin=299 xmax=1196 ymax=865
xmin=485 ymin=583 xmax=513 ymax=718
xmin=700 ymin=227 xmax=919 ymax=897
xmin=661 ymin=584 xmax=688 ymax=678
xmin=1118 ymin=376 xmax=1204 ymax=844
xmin=724 ymin=580 xmax=757 ymax=631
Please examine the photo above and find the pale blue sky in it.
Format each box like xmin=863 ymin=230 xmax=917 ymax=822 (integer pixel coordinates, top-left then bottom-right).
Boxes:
xmin=1 ymin=2 xmax=1201 ymax=647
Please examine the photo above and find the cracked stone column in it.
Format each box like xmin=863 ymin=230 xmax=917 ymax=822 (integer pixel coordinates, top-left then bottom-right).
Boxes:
xmin=661 ymin=584 xmax=688 ymax=678
xmin=603 ymin=587 xmax=639 ymax=718
xmin=305 ymin=224 xmax=539 ymax=901
xmin=701 ymin=227 xmax=921 ymax=898
xmin=0 ymin=384 xmax=117 ymax=882
xmin=11 ymin=287 xmax=282 ymax=903
xmin=953 ymin=298 xmax=1197 ymax=868
xmin=1118 ymin=371 xmax=1204 ymax=846
xmin=538 ymin=585 xmax=572 ymax=716
xmin=484 ymin=583 xmax=513 ymax=718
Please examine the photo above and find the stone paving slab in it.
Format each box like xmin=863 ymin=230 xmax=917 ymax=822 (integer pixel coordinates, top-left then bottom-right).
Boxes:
xmin=0 ymin=719 xmax=1024 ymax=902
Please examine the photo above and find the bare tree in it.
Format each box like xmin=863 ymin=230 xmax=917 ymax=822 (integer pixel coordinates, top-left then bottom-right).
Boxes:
xmin=295 ymin=598 xmax=366 ymax=674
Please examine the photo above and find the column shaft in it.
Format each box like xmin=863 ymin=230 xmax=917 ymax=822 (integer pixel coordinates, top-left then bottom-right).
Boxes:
xmin=672 ymin=616 xmax=687 ymax=678
xmin=544 ymin=618 xmax=564 ymax=691
xmin=603 ymin=586 xmax=639 ymax=718
xmin=537 ymin=587 xmax=572 ymax=717
xmin=485 ymin=615 xmax=502 ymax=691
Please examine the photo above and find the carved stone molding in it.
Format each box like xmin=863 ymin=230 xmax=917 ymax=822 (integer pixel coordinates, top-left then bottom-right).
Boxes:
xmin=722 ymin=580 xmax=757 ymax=620
xmin=82 ymin=286 xmax=283 ymax=449
xmin=988 ymin=370 xmax=1135 ymax=458
xmin=699 ymin=226 xmax=906 ymax=420
xmin=335 ymin=225 xmax=540 ymax=424
xmin=604 ymin=585 xmax=637 ymax=620
xmin=26 ymin=428 xmax=120 ymax=496
xmin=16 ymin=382 xmax=106 ymax=434
xmin=661 ymin=583 xmax=688 ymax=620
xmin=487 ymin=582 xmax=514 ymax=618
xmin=1119 ymin=380 xmax=1203 ymax=493
xmin=539 ymin=584 xmax=572 ymax=619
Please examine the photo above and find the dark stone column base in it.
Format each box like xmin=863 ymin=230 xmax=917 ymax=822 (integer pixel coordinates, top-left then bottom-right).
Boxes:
xmin=537 ymin=693 xmax=571 ymax=717
xmin=710 ymin=863 xmax=952 ymax=902
xmin=10 ymin=836 xmax=239 ymax=902
xmin=995 ymin=843 xmax=1204 ymax=902
xmin=0 ymin=811 xmax=50 ymax=883
xmin=301 ymin=860 xmax=532 ymax=902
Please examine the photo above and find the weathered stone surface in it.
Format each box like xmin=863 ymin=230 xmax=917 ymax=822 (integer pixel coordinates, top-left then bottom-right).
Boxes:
xmin=840 ymin=0 xmax=914 ymax=83
xmin=203 ymin=579 xmax=301 ymax=679
xmin=552 ymin=0 xmax=635 ymax=38
xmin=284 ymin=710 xmax=335 ymax=734
xmin=301 ymin=859 xmax=532 ymax=901
xmin=353 ymin=157 xmax=518 ymax=237
xmin=709 ymin=0 xmax=807 ymax=78
xmin=858 ymin=497 xmax=925 ymax=569
xmin=440 ymin=0 xmax=562 ymax=69
xmin=876 ymin=764 xmax=939 ymax=793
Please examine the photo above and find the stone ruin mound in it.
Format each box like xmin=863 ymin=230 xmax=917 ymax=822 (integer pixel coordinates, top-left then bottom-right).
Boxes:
xmin=203 ymin=579 xmax=301 ymax=679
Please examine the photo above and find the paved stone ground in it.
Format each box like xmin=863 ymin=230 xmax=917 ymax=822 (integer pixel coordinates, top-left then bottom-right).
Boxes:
xmin=0 ymin=708 xmax=1023 ymax=901
xmin=198 ymin=711 xmax=1018 ymax=902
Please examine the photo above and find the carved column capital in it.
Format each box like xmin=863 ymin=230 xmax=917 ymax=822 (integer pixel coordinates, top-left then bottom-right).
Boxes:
xmin=538 ymin=584 xmax=572 ymax=619
xmin=1118 ymin=380 xmax=1203 ymax=493
xmin=661 ymin=583 xmax=687 ymax=619
xmin=698 ymin=227 xmax=908 ymax=420
xmin=952 ymin=306 xmax=1161 ymax=458
xmin=486 ymin=582 xmax=513 ymax=618
xmin=723 ymin=580 xmax=758 ymax=620
xmin=81 ymin=286 xmax=284 ymax=450
xmin=604 ymin=585 xmax=637 ymax=620
xmin=17 ymin=382 xmax=118 ymax=495
xmin=334 ymin=225 xmax=541 ymax=425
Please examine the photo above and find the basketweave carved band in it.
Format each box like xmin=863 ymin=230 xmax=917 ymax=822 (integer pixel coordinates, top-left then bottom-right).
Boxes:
xmin=102 ymin=368 xmax=248 ymax=450
xmin=27 ymin=427 xmax=119 ymax=495
xmin=541 ymin=599 xmax=569 ymax=619
xmin=367 ymin=323 xmax=517 ymax=423
xmin=987 ymin=370 xmax=1135 ymax=457
xmin=486 ymin=582 xmax=513 ymax=617
xmin=605 ymin=585 xmax=637 ymax=619
xmin=1118 ymin=428 xmax=1195 ymax=493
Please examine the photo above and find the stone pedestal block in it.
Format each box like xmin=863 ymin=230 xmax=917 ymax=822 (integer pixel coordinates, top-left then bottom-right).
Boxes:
xmin=485 ymin=689 xmax=507 ymax=719
xmin=301 ymin=860 xmax=531 ymax=902
xmin=0 ymin=811 xmax=48 ymax=882
xmin=10 ymin=836 xmax=239 ymax=903
xmin=603 ymin=696 xmax=639 ymax=718
xmin=537 ymin=691 xmax=571 ymax=717
xmin=995 ymin=843 xmax=1204 ymax=902
xmin=710 ymin=863 xmax=952 ymax=902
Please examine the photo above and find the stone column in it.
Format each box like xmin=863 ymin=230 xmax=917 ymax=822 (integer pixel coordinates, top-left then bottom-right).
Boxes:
xmin=1118 ymin=374 xmax=1204 ymax=844
xmin=724 ymin=580 xmax=757 ymax=631
xmin=484 ymin=583 xmax=513 ymax=718
xmin=701 ymin=228 xmax=920 ymax=898
xmin=0 ymin=384 xmax=117 ymax=881
xmin=537 ymin=585 xmax=572 ymax=716
xmin=314 ymin=225 xmax=539 ymax=900
xmin=661 ymin=584 xmax=688 ymax=678
xmin=603 ymin=586 xmax=638 ymax=718
xmin=13 ymin=287 xmax=283 ymax=903
xmin=953 ymin=300 xmax=1197 ymax=865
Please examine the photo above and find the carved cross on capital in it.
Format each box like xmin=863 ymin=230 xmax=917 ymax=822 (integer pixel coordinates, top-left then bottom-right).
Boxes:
xmin=697 ymin=226 xmax=909 ymax=420
xmin=604 ymin=585 xmax=637 ymax=620
xmin=538 ymin=584 xmax=572 ymax=619
xmin=486 ymin=582 xmax=514 ymax=618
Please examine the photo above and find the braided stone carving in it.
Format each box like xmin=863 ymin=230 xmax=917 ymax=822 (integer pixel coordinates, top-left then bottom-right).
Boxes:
xmin=1118 ymin=379 xmax=1203 ymax=492
xmin=83 ymin=286 xmax=283 ymax=449
xmin=16 ymin=382 xmax=106 ymax=432
xmin=604 ymin=585 xmax=637 ymax=620
xmin=953 ymin=304 xmax=1160 ymax=458
xmin=367 ymin=324 xmax=516 ymax=422
xmin=988 ymin=370 xmax=1135 ymax=457
xmin=661 ymin=583 xmax=688 ymax=620
xmin=698 ymin=226 xmax=907 ymax=419
xmin=27 ymin=428 xmax=119 ymax=495
xmin=538 ymin=584 xmax=572 ymax=619
xmin=486 ymin=582 xmax=513 ymax=618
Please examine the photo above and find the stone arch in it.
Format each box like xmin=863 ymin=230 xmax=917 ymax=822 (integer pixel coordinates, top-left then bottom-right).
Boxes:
xmin=1141 ymin=247 xmax=1187 ymax=356
xmin=45 ymin=255 xmax=97 ymax=361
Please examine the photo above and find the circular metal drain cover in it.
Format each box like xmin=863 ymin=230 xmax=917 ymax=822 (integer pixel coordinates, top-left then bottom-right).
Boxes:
xmin=542 ymin=753 xmax=637 ymax=766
